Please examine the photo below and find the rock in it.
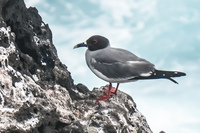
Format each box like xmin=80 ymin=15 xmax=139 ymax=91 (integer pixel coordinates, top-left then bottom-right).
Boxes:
xmin=0 ymin=0 xmax=153 ymax=132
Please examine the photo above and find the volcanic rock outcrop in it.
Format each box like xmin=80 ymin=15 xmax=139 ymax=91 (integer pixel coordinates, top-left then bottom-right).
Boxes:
xmin=0 ymin=0 xmax=152 ymax=132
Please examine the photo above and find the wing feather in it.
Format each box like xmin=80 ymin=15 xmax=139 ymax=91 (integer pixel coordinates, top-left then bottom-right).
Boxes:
xmin=89 ymin=48 xmax=155 ymax=80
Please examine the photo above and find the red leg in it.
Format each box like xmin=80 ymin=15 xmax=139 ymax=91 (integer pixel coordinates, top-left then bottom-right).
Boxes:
xmin=95 ymin=83 xmax=112 ymax=104
xmin=113 ymin=83 xmax=119 ymax=95
xmin=104 ymin=87 xmax=116 ymax=95
xmin=104 ymin=83 xmax=120 ymax=95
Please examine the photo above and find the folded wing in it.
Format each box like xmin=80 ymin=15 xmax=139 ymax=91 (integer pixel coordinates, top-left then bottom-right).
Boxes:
xmin=89 ymin=48 xmax=155 ymax=81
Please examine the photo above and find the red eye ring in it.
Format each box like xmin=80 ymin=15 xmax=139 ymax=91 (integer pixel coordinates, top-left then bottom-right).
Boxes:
xmin=93 ymin=40 xmax=97 ymax=44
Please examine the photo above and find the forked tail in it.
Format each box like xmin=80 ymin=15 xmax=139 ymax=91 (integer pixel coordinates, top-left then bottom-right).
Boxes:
xmin=132 ymin=69 xmax=186 ymax=84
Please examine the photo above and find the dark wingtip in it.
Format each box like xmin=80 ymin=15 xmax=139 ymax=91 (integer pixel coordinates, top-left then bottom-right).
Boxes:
xmin=181 ymin=72 xmax=186 ymax=76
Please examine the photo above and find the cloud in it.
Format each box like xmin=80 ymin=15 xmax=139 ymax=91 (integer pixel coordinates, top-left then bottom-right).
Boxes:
xmin=142 ymin=100 xmax=200 ymax=133
xmin=24 ymin=0 xmax=41 ymax=7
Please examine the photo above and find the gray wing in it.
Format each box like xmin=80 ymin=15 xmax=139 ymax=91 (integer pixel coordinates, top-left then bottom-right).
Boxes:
xmin=90 ymin=48 xmax=155 ymax=80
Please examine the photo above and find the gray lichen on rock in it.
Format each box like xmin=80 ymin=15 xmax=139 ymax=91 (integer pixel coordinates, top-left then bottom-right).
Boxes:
xmin=0 ymin=0 xmax=153 ymax=132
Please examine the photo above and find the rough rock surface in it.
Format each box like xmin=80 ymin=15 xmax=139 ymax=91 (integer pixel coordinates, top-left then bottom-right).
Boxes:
xmin=0 ymin=0 xmax=153 ymax=132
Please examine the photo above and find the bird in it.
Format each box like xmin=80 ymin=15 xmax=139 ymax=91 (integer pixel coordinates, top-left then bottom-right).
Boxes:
xmin=73 ymin=35 xmax=186 ymax=104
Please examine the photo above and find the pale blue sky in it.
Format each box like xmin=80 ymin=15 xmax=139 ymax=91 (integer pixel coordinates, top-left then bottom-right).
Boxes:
xmin=25 ymin=0 xmax=200 ymax=133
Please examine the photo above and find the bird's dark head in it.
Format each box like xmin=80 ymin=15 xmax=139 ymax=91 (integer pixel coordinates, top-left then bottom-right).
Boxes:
xmin=74 ymin=35 xmax=110 ymax=51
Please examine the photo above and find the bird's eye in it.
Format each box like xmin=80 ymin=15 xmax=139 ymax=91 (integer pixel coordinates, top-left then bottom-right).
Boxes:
xmin=92 ymin=40 xmax=97 ymax=44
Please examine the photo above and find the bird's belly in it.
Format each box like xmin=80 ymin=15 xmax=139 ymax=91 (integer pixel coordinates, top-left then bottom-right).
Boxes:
xmin=90 ymin=67 xmax=137 ymax=83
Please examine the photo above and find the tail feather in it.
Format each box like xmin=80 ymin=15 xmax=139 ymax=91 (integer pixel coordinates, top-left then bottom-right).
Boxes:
xmin=167 ymin=77 xmax=179 ymax=84
xmin=132 ymin=69 xmax=186 ymax=84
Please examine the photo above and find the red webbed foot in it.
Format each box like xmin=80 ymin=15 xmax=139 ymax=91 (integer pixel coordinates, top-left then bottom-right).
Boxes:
xmin=95 ymin=94 xmax=111 ymax=104
xmin=95 ymin=83 xmax=120 ymax=104
xmin=104 ymin=83 xmax=119 ymax=95
xmin=104 ymin=87 xmax=117 ymax=95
